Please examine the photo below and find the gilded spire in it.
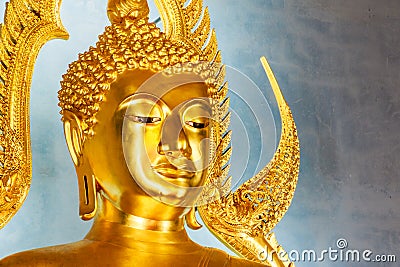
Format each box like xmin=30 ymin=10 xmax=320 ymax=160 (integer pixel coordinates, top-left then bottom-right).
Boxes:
xmin=107 ymin=0 xmax=150 ymax=23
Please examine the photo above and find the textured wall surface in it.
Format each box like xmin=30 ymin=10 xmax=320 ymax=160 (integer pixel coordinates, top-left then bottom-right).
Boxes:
xmin=0 ymin=1 xmax=399 ymax=266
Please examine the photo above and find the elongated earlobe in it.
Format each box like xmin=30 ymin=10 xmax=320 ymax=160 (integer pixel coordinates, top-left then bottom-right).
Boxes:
xmin=185 ymin=207 xmax=202 ymax=230
xmin=63 ymin=110 xmax=97 ymax=220
xmin=76 ymin=165 xmax=97 ymax=220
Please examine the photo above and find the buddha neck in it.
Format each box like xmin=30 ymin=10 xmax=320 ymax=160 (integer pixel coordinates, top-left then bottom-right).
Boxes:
xmin=84 ymin=194 xmax=190 ymax=247
xmin=96 ymin=194 xmax=185 ymax=231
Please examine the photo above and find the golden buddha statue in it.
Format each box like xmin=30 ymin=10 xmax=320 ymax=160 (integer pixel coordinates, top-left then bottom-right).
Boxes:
xmin=0 ymin=0 xmax=299 ymax=266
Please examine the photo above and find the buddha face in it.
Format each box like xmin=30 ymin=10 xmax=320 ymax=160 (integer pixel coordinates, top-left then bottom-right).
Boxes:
xmin=80 ymin=69 xmax=212 ymax=219
xmin=120 ymin=90 xmax=211 ymax=206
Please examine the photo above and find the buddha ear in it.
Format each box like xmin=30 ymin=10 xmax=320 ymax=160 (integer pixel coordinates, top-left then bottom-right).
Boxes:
xmin=62 ymin=110 xmax=97 ymax=220
xmin=62 ymin=110 xmax=84 ymax=167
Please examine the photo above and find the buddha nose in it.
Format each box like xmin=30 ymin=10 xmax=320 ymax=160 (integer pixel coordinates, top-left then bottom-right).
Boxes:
xmin=157 ymin=115 xmax=192 ymax=158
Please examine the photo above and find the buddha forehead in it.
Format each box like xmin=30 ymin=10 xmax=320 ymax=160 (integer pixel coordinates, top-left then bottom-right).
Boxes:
xmin=108 ymin=69 xmax=209 ymax=109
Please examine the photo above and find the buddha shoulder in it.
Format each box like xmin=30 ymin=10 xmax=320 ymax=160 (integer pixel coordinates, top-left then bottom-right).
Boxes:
xmin=205 ymin=247 xmax=266 ymax=267
xmin=0 ymin=240 xmax=97 ymax=267
xmin=0 ymin=242 xmax=267 ymax=267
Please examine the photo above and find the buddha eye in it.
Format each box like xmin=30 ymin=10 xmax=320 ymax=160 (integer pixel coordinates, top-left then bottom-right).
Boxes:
xmin=181 ymin=100 xmax=211 ymax=130
xmin=126 ymin=115 xmax=161 ymax=124
xmin=185 ymin=120 xmax=209 ymax=129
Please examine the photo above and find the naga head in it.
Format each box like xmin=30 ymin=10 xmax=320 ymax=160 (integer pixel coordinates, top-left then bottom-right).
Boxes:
xmin=58 ymin=0 xmax=229 ymax=225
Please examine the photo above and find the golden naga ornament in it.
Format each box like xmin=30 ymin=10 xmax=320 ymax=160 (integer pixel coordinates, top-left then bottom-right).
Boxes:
xmin=0 ymin=0 xmax=68 ymax=228
xmin=0 ymin=0 xmax=300 ymax=266
xmin=198 ymin=58 xmax=299 ymax=265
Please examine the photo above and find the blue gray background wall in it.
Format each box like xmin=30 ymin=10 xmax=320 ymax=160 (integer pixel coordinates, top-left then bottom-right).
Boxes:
xmin=0 ymin=1 xmax=399 ymax=266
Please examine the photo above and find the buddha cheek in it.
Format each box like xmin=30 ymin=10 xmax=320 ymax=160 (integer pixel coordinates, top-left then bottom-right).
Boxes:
xmin=122 ymin=122 xmax=161 ymax=186
xmin=187 ymin=133 xmax=210 ymax=187
xmin=122 ymin=124 xmax=149 ymax=178
xmin=143 ymin=126 xmax=162 ymax=166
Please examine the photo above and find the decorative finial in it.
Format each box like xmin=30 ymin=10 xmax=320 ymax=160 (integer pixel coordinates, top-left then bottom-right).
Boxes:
xmin=107 ymin=0 xmax=150 ymax=23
